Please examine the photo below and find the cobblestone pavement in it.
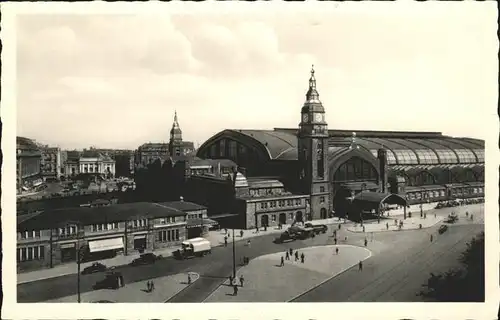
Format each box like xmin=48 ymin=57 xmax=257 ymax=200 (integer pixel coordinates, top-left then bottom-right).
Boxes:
xmin=47 ymin=272 xmax=199 ymax=303
xmin=203 ymin=245 xmax=371 ymax=302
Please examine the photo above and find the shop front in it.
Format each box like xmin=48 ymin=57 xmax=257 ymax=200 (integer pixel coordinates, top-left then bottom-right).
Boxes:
xmin=60 ymin=242 xmax=77 ymax=263
xmin=133 ymin=234 xmax=147 ymax=252
xmin=86 ymin=237 xmax=124 ymax=261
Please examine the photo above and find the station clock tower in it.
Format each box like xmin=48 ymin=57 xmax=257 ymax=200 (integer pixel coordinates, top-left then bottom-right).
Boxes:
xmin=298 ymin=65 xmax=330 ymax=221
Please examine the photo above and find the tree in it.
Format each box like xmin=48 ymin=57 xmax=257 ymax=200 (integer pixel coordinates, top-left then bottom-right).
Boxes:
xmin=419 ymin=232 xmax=484 ymax=302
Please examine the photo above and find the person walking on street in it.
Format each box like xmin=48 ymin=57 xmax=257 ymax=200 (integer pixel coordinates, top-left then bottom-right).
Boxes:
xmin=285 ymin=251 xmax=290 ymax=260
xmin=386 ymin=222 xmax=389 ymax=230
xmin=335 ymin=247 xmax=339 ymax=255
xmin=295 ymin=251 xmax=299 ymax=262
xmin=344 ymin=236 xmax=348 ymax=242
xmin=430 ymin=234 xmax=433 ymax=242
xmin=362 ymin=225 xmax=366 ymax=233
xmin=364 ymin=238 xmax=368 ymax=247
xmin=289 ymin=248 xmax=293 ymax=257
xmin=239 ymin=275 xmax=245 ymax=287
xmin=280 ymin=256 xmax=285 ymax=267
xmin=300 ymin=252 xmax=305 ymax=263
xmin=188 ymin=273 xmax=192 ymax=285
xmin=151 ymin=280 xmax=155 ymax=292
xmin=334 ymin=237 xmax=337 ymax=245
xmin=358 ymin=260 xmax=363 ymax=271
xmin=338 ymin=224 xmax=341 ymax=230
xmin=146 ymin=280 xmax=151 ymax=292
xmin=240 ymin=230 xmax=244 ymax=238
xmin=466 ymin=211 xmax=469 ymax=217
xmin=233 ymin=284 xmax=238 ymax=296
xmin=229 ymin=275 xmax=233 ymax=286
xmin=224 ymin=236 xmax=228 ymax=247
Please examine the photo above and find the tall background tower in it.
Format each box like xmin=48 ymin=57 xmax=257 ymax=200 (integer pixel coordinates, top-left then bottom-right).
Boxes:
xmin=169 ymin=111 xmax=183 ymax=157
xmin=298 ymin=66 xmax=330 ymax=221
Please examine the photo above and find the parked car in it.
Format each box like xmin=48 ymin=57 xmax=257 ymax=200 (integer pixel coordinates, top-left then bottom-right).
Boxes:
xmin=438 ymin=225 xmax=448 ymax=234
xmin=304 ymin=223 xmax=328 ymax=234
xmin=92 ymin=271 xmax=123 ymax=290
xmin=81 ymin=262 xmax=107 ymax=275
xmin=129 ymin=253 xmax=162 ymax=266
xmin=274 ymin=226 xmax=315 ymax=243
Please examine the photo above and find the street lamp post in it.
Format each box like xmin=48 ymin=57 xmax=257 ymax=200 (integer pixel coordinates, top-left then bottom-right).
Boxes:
xmin=232 ymin=228 xmax=236 ymax=279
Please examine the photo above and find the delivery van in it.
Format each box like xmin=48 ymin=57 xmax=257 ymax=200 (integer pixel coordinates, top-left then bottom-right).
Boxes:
xmin=173 ymin=238 xmax=212 ymax=260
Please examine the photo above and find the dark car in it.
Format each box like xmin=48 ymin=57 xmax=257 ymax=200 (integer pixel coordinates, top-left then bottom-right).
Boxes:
xmin=304 ymin=223 xmax=328 ymax=234
xmin=82 ymin=262 xmax=107 ymax=275
xmin=438 ymin=225 xmax=448 ymax=234
xmin=129 ymin=253 xmax=162 ymax=266
xmin=92 ymin=272 xmax=123 ymax=290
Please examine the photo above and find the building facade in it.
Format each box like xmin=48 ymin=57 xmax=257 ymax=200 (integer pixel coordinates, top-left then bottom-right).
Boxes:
xmin=63 ymin=150 xmax=116 ymax=179
xmin=195 ymin=67 xmax=485 ymax=221
xmin=40 ymin=146 xmax=62 ymax=181
xmin=135 ymin=112 xmax=195 ymax=167
xmin=17 ymin=137 xmax=43 ymax=193
xmin=16 ymin=201 xmax=207 ymax=272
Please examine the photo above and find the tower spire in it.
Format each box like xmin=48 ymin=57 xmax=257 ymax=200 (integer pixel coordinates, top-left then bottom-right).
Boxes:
xmin=305 ymin=64 xmax=321 ymax=104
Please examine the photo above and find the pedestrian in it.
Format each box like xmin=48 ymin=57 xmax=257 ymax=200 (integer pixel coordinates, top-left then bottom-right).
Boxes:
xmin=430 ymin=234 xmax=433 ymax=242
xmin=364 ymin=238 xmax=368 ymax=247
xmin=240 ymin=230 xmax=244 ymax=237
xmin=333 ymin=229 xmax=336 ymax=237
xmin=247 ymin=239 xmax=251 ymax=248
xmin=358 ymin=261 xmax=363 ymax=271
xmin=233 ymin=284 xmax=238 ymax=296
xmin=224 ymin=236 xmax=228 ymax=247
xmin=344 ymin=236 xmax=348 ymax=242
xmin=239 ymin=275 xmax=244 ymax=287
xmin=229 ymin=275 xmax=233 ymax=285
xmin=151 ymin=280 xmax=155 ymax=292
xmin=146 ymin=280 xmax=151 ymax=292
xmin=335 ymin=247 xmax=339 ymax=255
xmin=280 ymin=256 xmax=285 ymax=267
xmin=188 ymin=273 xmax=192 ymax=285
xmin=466 ymin=211 xmax=469 ymax=217
xmin=300 ymin=253 xmax=305 ymax=263
xmin=334 ymin=237 xmax=337 ymax=245
xmin=394 ymin=219 xmax=398 ymax=225
xmin=264 ymin=224 xmax=267 ymax=232
xmin=424 ymin=212 xmax=427 ymax=219
xmin=362 ymin=225 xmax=365 ymax=233
xmin=338 ymin=224 xmax=341 ymax=230
xmin=386 ymin=222 xmax=389 ymax=230
xmin=295 ymin=251 xmax=299 ymax=261
xmin=289 ymin=248 xmax=293 ymax=256
xmin=285 ymin=251 xmax=290 ymax=260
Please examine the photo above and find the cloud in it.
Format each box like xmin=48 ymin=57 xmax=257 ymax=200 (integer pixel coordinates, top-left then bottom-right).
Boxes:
xmin=15 ymin=4 xmax=497 ymax=149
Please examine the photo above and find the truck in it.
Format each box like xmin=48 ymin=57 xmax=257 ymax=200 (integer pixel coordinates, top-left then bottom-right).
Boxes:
xmin=274 ymin=225 xmax=315 ymax=244
xmin=173 ymin=237 xmax=212 ymax=260
xmin=304 ymin=223 xmax=328 ymax=235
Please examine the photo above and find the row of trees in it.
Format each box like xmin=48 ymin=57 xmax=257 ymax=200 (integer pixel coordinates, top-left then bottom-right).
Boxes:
xmin=419 ymin=232 xmax=484 ymax=302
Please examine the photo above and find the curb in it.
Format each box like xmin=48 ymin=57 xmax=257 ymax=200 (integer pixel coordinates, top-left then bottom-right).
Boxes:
xmin=164 ymin=272 xmax=200 ymax=302
xmin=287 ymin=246 xmax=373 ymax=302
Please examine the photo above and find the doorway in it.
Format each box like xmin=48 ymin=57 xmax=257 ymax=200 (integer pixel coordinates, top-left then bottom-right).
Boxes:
xmin=260 ymin=214 xmax=269 ymax=227
xmin=279 ymin=213 xmax=286 ymax=225
xmin=320 ymin=208 xmax=327 ymax=219
xmin=295 ymin=211 xmax=303 ymax=223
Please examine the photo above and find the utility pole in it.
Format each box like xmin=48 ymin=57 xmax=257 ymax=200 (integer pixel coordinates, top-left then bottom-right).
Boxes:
xmin=232 ymin=228 xmax=236 ymax=279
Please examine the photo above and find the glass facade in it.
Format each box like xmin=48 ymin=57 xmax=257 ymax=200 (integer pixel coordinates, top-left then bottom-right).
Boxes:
xmin=455 ymin=149 xmax=477 ymax=164
xmin=370 ymin=149 xmax=397 ymax=165
xmin=434 ymin=149 xmax=458 ymax=164
xmin=414 ymin=149 xmax=439 ymax=164
xmin=333 ymin=156 xmax=378 ymax=182
xmin=393 ymin=150 xmax=418 ymax=165
xmin=473 ymin=149 xmax=485 ymax=162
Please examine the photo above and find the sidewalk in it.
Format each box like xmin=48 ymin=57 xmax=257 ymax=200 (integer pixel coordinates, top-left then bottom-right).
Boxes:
xmin=347 ymin=216 xmax=443 ymax=233
xmin=47 ymin=272 xmax=199 ymax=303
xmin=203 ymin=245 xmax=371 ymax=302
xmin=18 ymin=217 xmax=344 ymax=284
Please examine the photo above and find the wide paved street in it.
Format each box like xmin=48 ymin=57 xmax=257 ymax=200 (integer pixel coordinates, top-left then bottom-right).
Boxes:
xmin=18 ymin=205 xmax=483 ymax=303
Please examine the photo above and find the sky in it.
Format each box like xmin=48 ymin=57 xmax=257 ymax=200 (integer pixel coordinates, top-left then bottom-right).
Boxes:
xmin=15 ymin=2 xmax=498 ymax=150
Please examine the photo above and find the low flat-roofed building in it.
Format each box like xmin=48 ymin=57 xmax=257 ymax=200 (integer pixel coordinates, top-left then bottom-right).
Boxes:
xmin=16 ymin=201 xmax=206 ymax=272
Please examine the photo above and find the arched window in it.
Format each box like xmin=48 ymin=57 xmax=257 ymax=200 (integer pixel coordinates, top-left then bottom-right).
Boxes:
xmin=333 ymin=157 xmax=378 ymax=183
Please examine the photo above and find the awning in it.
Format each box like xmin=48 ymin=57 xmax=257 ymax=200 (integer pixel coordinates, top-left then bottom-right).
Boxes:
xmin=89 ymin=237 xmax=124 ymax=253
xmin=60 ymin=243 xmax=76 ymax=249
xmin=186 ymin=218 xmax=218 ymax=229
xmin=352 ymin=192 xmax=407 ymax=208
xmin=134 ymin=234 xmax=146 ymax=239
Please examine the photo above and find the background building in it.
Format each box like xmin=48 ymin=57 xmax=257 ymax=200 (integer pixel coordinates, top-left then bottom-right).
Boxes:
xmin=40 ymin=146 xmax=62 ymax=181
xmin=17 ymin=137 xmax=43 ymax=193
xmin=135 ymin=112 xmax=195 ymax=167
xmin=63 ymin=150 xmax=116 ymax=179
